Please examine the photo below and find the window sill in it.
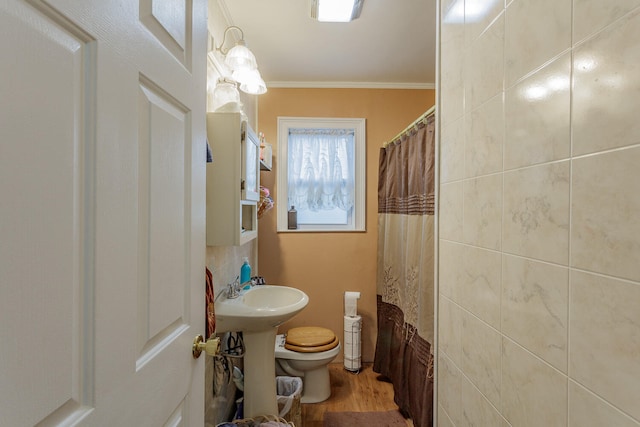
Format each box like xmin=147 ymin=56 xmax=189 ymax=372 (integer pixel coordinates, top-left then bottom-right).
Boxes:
xmin=276 ymin=228 xmax=366 ymax=233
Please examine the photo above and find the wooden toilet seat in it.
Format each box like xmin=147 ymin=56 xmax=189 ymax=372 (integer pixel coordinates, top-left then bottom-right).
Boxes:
xmin=284 ymin=326 xmax=339 ymax=353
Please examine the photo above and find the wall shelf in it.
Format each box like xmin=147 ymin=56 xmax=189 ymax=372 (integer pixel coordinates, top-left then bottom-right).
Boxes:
xmin=206 ymin=112 xmax=260 ymax=246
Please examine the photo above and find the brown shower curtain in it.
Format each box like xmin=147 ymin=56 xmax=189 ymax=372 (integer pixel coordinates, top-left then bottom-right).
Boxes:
xmin=374 ymin=112 xmax=435 ymax=427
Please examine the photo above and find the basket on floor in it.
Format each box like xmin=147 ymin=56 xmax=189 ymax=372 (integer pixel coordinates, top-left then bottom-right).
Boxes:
xmin=276 ymin=376 xmax=302 ymax=427
xmin=279 ymin=395 xmax=301 ymax=427
xmin=219 ymin=414 xmax=295 ymax=427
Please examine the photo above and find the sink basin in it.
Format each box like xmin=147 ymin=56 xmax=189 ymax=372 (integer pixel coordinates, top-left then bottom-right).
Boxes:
xmin=215 ymin=285 xmax=309 ymax=333
xmin=214 ymin=285 xmax=309 ymax=418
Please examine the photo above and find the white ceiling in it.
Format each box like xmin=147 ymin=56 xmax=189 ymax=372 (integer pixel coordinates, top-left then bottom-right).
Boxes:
xmin=216 ymin=0 xmax=437 ymax=88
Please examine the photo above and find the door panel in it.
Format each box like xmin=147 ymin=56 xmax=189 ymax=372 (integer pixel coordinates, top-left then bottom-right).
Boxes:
xmin=0 ymin=0 xmax=206 ymax=425
xmin=137 ymin=78 xmax=190 ymax=366
xmin=140 ymin=0 xmax=192 ymax=69
xmin=0 ymin=1 xmax=96 ymax=425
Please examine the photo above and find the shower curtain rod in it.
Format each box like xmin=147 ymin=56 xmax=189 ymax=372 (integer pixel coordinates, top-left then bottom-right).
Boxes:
xmin=383 ymin=105 xmax=436 ymax=147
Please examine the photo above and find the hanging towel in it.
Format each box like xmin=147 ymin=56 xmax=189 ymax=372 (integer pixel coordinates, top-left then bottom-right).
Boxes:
xmin=205 ymin=267 xmax=215 ymax=338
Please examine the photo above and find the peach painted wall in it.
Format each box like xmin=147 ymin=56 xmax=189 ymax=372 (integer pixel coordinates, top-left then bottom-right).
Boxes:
xmin=257 ymin=88 xmax=435 ymax=362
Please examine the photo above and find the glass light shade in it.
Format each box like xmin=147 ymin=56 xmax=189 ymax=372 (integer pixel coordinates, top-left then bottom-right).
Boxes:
xmin=212 ymin=78 xmax=241 ymax=111
xmin=240 ymin=79 xmax=267 ymax=95
xmin=233 ymin=69 xmax=267 ymax=95
xmin=224 ymin=41 xmax=257 ymax=72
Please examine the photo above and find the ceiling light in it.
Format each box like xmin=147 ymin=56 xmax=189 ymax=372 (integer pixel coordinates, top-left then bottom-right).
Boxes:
xmin=215 ymin=26 xmax=267 ymax=95
xmin=225 ymin=39 xmax=257 ymax=72
xmin=312 ymin=0 xmax=363 ymax=22
xmin=233 ymin=69 xmax=267 ymax=95
xmin=212 ymin=77 xmax=241 ymax=111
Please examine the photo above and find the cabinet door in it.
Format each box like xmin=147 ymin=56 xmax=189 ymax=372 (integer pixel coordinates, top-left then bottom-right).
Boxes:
xmin=206 ymin=112 xmax=258 ymax=246
xmin=242 ymin=125 xmax=261 ymax=201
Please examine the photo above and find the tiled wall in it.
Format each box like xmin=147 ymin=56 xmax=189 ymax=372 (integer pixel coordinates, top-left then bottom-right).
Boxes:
xmin=437 ymin=0 xmax=640 ymax=426
xmin=204 ymin=243 xmax=257 ymax=424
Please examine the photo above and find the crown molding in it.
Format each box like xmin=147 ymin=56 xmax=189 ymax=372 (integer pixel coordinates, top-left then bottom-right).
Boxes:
xmin=266 ymin=81 xmax=436 ymax=90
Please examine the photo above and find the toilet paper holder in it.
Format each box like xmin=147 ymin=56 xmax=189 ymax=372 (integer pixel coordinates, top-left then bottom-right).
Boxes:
xmin=344 ymin=291 xmax=361 ymax=317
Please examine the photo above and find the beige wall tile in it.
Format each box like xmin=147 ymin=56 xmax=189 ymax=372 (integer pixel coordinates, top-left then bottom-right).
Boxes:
xmin=573 ymin=9 xmax=640 ymax=155
xmin=440 ymin=13 xmax=466 ymax=125
xmin=440 ymin=181 xmax=464 ymax=243
xmin=438 ymin=352 xmax=463 ymax=426
xmin=441 ymin=116 xmax=465 ymax=183
xmin=502 ymin=338 xmax=568 ymax=427
xmin=440 ymin=0 xmax=458 ymax=14
xmin=464 ymin=1 xmax=505 ymax=48
xmin=461 ymin=245 xmax=501 ymax=329
xmin=438 ymin=404 xmax=455 ymax=427
xmin=205 ymin=242 xmax=256 ymax=417
xmin=439 ymin=0 xmax=640 ymax=423
xmin=207 ymin=243 xmax=256 ymax=296
xmin=460 ymin=376 xmax=503 ymax=427
xmin=504 ymin=0 xmax=571 ymax=87
xmin=461 ymin=312 xmax=501 ymax=407
xmin=465 ymin=93 xmax=504 ymax=178
xmin=439 ymin=240 xmax=463 ymax=303
xmin=572 ymin=147 xmax=640 ymax=282
xmin=465 ymin=15 xmax=504 ymax=111
xmin=502 ymin=255 xmax=568 ymax=371
xmin=570 ymin=270 xmax=640 ymax=420
xmin=573 ymin=0 xmax=640 ymax=46
xmin=569 ymin=381 xmax=640 ymax=427
xmin=439 ymin=296 xmax=462 ymax=366
xmin=503 ymin=161 xmax=570 ymax=264
xmin=463 ymin=174 xmax=502 ymax=250
xmin=504 ymin=53 xmax=571 ymax=169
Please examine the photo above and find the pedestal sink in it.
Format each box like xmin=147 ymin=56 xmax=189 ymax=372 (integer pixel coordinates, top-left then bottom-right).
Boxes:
xmin=215 ymin=285 xmax=308 ymax=418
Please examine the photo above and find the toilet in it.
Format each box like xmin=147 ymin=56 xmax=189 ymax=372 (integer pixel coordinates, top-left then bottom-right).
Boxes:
xmin=275 ymin=326 xmax=341 ymax=403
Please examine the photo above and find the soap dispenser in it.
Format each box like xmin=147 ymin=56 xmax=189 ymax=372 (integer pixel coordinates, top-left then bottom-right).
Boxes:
xmin=288 ymin=206 xmax=297 ymax=230
xmin=240 ymin=257 xmax=251 ymax=285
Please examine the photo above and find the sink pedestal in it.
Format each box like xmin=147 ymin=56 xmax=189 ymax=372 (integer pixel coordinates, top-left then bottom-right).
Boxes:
xmin=214 ymin=286 xmax=309 ymax=419
xmin=242 ymin=328 xmax=278 ymax=418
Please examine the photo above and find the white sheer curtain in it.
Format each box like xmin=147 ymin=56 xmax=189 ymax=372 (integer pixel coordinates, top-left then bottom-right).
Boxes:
xmin=287 ymin=128 xmax=355 ymax=212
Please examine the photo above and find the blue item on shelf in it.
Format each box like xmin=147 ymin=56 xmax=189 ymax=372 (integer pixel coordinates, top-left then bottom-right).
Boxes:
xmin=240 ymin=257 xmax=251 ymax=285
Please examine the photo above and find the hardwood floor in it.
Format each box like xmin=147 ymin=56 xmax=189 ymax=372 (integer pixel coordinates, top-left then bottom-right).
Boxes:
xmin=300 ymin=363 xmax=414 ymax=427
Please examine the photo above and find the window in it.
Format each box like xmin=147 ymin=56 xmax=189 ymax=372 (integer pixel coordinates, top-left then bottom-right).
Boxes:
xmin=277 ymin=117 xmax=366 ymax=232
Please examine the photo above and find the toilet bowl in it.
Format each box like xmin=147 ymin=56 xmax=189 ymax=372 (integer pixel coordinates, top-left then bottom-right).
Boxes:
xmin=274 ymin=327 xmax=341 ymax=403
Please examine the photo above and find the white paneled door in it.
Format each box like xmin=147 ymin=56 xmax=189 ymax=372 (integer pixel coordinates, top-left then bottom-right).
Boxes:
xmin=0 ymin=0 xmax=207 ymax=425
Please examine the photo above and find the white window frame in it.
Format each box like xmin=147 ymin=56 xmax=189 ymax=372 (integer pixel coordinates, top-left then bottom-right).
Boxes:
xmin=276 ymin=117 xmax=366 ymax=232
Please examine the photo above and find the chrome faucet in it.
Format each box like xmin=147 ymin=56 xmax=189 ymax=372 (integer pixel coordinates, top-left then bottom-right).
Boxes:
xmin=226 ymin=276 xmax=241 ymax=299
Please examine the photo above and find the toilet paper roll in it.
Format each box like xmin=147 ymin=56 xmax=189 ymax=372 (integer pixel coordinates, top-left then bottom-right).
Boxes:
xmin=343 ymin=315 xmax=362 ymax=369
xmin=344 ymin=356 xmax=362 ymax=372
xmin=343 ymin=342 xmax=361 ymax=360
xmin=343 ymin=315 xmax=362 ymax=344
xmin=344 ymin=291 xmax=361 ymax=317
xmin=344 ymin=315 xmax=362 ymax=331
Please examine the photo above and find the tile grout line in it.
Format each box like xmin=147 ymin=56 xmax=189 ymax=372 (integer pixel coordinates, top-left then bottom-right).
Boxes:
xmin=567 ymin=0 xmax=575 ymax=423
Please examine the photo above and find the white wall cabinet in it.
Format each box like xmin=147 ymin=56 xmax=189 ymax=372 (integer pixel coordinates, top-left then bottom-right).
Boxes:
xmin=206 ymin=112 xmax=260 ymax=246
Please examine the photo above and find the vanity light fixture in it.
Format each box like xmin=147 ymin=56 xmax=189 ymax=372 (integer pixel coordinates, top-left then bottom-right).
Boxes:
xmin=212 ymin=77 xmax=241 ymax=111
xmin=234 ymin=69 xmax=267 ymax=95
xmin=215 ymin=25 xmax=267 ymax=95
xmin=311 ymin=0 xmax=364 ymax=22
